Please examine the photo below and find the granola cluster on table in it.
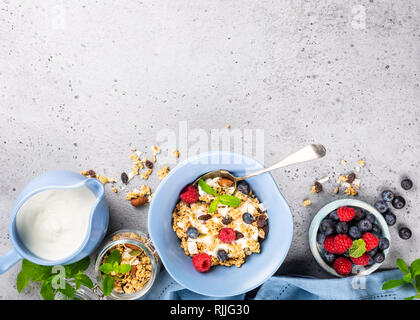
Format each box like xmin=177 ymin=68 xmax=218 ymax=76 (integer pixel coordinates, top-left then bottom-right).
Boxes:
xmin=172 ymin=177 xmax=269 ymax=271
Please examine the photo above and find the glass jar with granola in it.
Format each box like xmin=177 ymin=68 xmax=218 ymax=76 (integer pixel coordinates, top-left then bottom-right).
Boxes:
xmin=94 ymin=229 xmax=160 ymax=300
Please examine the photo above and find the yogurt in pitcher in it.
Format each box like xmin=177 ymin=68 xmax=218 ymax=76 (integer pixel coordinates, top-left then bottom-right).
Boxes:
xmin=16 ymin=186 xmax=96 ymax=261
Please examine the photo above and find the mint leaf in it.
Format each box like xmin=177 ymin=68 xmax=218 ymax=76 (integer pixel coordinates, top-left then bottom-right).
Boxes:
xmin=416 ymin=275 xmax=420 ymax=292
xmin=208 ymin=199 xmax=220 ymax=213
xmin=21 ymin=260 xmax=52 ymax=281
xmin=382 ymin=279 xmax=405 ymax=290
xmin=404 ymin=296 xmax=416 ymax=300
xmin=198 ymin=179 xmax=218 ymax=196
xmin=74 ymin=278 xmax=81 ymax=290
xmin=17 ymin=271 xmax=30 ymax=293
xmin=40 ymin=281 xmax=56 ymax=300
xmin=396 ymin=258 xmax=409 ymax=274
xmin=218 ymin=194 xmax=242 ymax=207
xmin=99 ymin=263 xmax=113 ymax=275
xmin=102 ymin=276 xmax=114 ymax=296
xmin=106 ymin=250 xmax=121 ymax=266
xmin=65 ymin=256 xmax=90 ymax=277
xmin=112 ymin=261 xmax=120 ymax=274
xmin=118 ymin=264 xmax=131 ymax=274
xmin=349 ymin=239 xmax=366 ymax=258
xmin=77 ymin=274 xmax=94 ymax=289
xmin=410 ymin=259 xmax=420 ymax=277
xmin=403 ymin=273 xmax=412 ymax=283
xmin=58 ymin=282 xmax=75 ymax=299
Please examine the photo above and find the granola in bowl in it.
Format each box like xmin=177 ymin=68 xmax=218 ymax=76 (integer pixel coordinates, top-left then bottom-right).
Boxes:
xmin=172 ymin=176 xmax=269 ymax=271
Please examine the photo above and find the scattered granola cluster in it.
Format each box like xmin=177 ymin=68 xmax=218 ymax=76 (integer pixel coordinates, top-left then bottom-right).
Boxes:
xmin=302 ymin=159 xmax=365 ymax=207
xmin=334 ymin=159 xmax=364 ymax=196
xmin=121 ymin=146 xmax=175 ymax=206
xmin=80 ymin=145 xmax=179 ymax=207
xmin=157 ymin=166 xmax=170 ymax=180
xmin=80 ymin=170 xmax=116 ymax=187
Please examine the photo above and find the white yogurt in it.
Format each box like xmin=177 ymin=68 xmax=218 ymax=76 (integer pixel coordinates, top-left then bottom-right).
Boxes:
xmin=16 ymin=186 xmax=96 ymax=261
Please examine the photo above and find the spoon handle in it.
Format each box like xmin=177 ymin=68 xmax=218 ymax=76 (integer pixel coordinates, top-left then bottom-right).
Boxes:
xmin=237 ymin=144 xmax=326 ymax=181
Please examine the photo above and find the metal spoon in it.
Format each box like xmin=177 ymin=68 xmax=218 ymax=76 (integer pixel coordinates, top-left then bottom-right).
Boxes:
xmin=194 ymin=144 xmax=326 ymax=190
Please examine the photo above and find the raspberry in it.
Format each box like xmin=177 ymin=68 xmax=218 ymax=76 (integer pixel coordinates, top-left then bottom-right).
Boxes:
xmin=180 ymin=184 xmax=198 ymax=203
xmin=333 ymin=257 xmax=353 ymax=275
xmin=323 ymin=235 xmax=338 ymax=253
xmin=362 ymin=232 xmax=379 ymax=251
xmin=333 ymin=234 xmax=353 ymax=254
xmin=337 ymin=207 xmax=355 ymax=222
xmin=218 ymin=228 xmax=236 ymax=243
xmin=192 ymin=253 xmax=212 ymax=272
xmin=351 ymin=253 xmax=370 ymax=266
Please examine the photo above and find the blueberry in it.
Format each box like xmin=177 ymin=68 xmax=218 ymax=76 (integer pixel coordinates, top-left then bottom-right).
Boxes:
xmin=392 ymin=196 xmax=406 ymax=209
xmin=336 ymin=222 xmax=349 ymax=234
xmin=367 ymin=247 xmax=378 ymax=257
xmin=374 ymin=200 xmax=388 ymax=214
xmin=237 ymin=181 xmax=250 ymax=194
xmin=373 ymin=252 xmax=385 ymax=264
xmin=371 ymin=224 xmax=381 ymax=237
xmin=349 ymin=226 xmax=362 ymax=239
xmin=354 ymin=208 xmax=365 ymax=221
xmin=242 ymin=212 xmax=254 ymax=224
xmin=384 ymin=212 xmax=396 ymax=226
xmin=217 ymin=249 xmax=228 ymax=261
xmin=357 ymin=219 xmax=372 ymax=232
xmin=186 ymin=226 xmax=199 ymax=239
xmin=367 ymin=257 xmax=374 ymax=266
xmin=401 ymin=178 xmax=413 ymax=190
xmin=323 ymin=252 xmax=336 ymax=265
xmin=320 ymin=219 xmax=336 ymax=236
xmin=343 ymin=250 xmax=350 ymax=258
xmin=366 ymin=213 xmax=376 ymax=224
xmin=317 ymin=232 xmax=326 ymax=245
xmin=328 ymin=210 xmax=339 ymax=221
xmin=382 ymin=190 xmax=395 ymax=202
xmin=399 ymin=227 xmax=412 ymax=240
xmin=378 ymin=237 xmax=390 ymax=250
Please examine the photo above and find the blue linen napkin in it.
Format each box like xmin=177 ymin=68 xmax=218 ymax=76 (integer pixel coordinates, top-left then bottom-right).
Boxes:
xmin=143 ymin=269 xmax=416 ymax=300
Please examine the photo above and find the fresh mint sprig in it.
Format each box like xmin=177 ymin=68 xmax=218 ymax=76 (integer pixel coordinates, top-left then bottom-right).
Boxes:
xmin=99 ymin=249 xmax=131 ymax=296
xmin=349 ymin=239 xmax=366 ymax=258
xmin=198 ymin=179 xmax=242 ymax=213
xmin=382 ymin=258 xmax=420 ymax=300
xmin=17 ymin=257 xmax=93 ymax=300
xmin=198 ymin=179 xmax=218 ymax=196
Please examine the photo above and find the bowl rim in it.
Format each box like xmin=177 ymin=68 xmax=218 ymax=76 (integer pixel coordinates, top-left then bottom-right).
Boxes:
xmin=308 ymin=198 xmax=391 ymax=278
xmin=148 ymin=151 xmax=294 ymax=297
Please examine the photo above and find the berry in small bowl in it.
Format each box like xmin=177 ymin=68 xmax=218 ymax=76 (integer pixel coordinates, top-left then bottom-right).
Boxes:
xmin=309 ymin=199 xmax=391 ymax=277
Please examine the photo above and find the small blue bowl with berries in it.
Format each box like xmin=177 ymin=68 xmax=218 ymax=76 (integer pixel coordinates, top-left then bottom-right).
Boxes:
xmin=309 ymin=199 xmax=391 ymax=277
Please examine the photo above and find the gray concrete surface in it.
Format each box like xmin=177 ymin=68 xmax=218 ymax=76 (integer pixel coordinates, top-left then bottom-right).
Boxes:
xmin=0 ymin=0 xmax=419 ymax=299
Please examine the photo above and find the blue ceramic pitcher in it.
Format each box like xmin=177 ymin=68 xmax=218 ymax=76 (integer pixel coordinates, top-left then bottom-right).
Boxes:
xmin=0 ymin=171 xmax=109 ymax=274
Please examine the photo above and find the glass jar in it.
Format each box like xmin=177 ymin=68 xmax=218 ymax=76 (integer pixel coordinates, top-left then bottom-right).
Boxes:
xmin=94 ymin=229 xmax=160 ymax=300
xmin=56 ymin=282 xmax=100 ymax=300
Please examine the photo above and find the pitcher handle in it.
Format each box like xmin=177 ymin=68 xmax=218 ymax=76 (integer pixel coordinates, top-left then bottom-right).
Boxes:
xmin=0 ymin=248 xmax=22 ymax=274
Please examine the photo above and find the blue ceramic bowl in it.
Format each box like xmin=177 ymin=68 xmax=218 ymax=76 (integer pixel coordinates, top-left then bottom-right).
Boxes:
xmin=0 ymin=171 xmax=109 ymax=274
xmin=308 ymin=199 xmax=390 ymax=277
xmin=148 ymin=152 xmax=293 ymax=297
